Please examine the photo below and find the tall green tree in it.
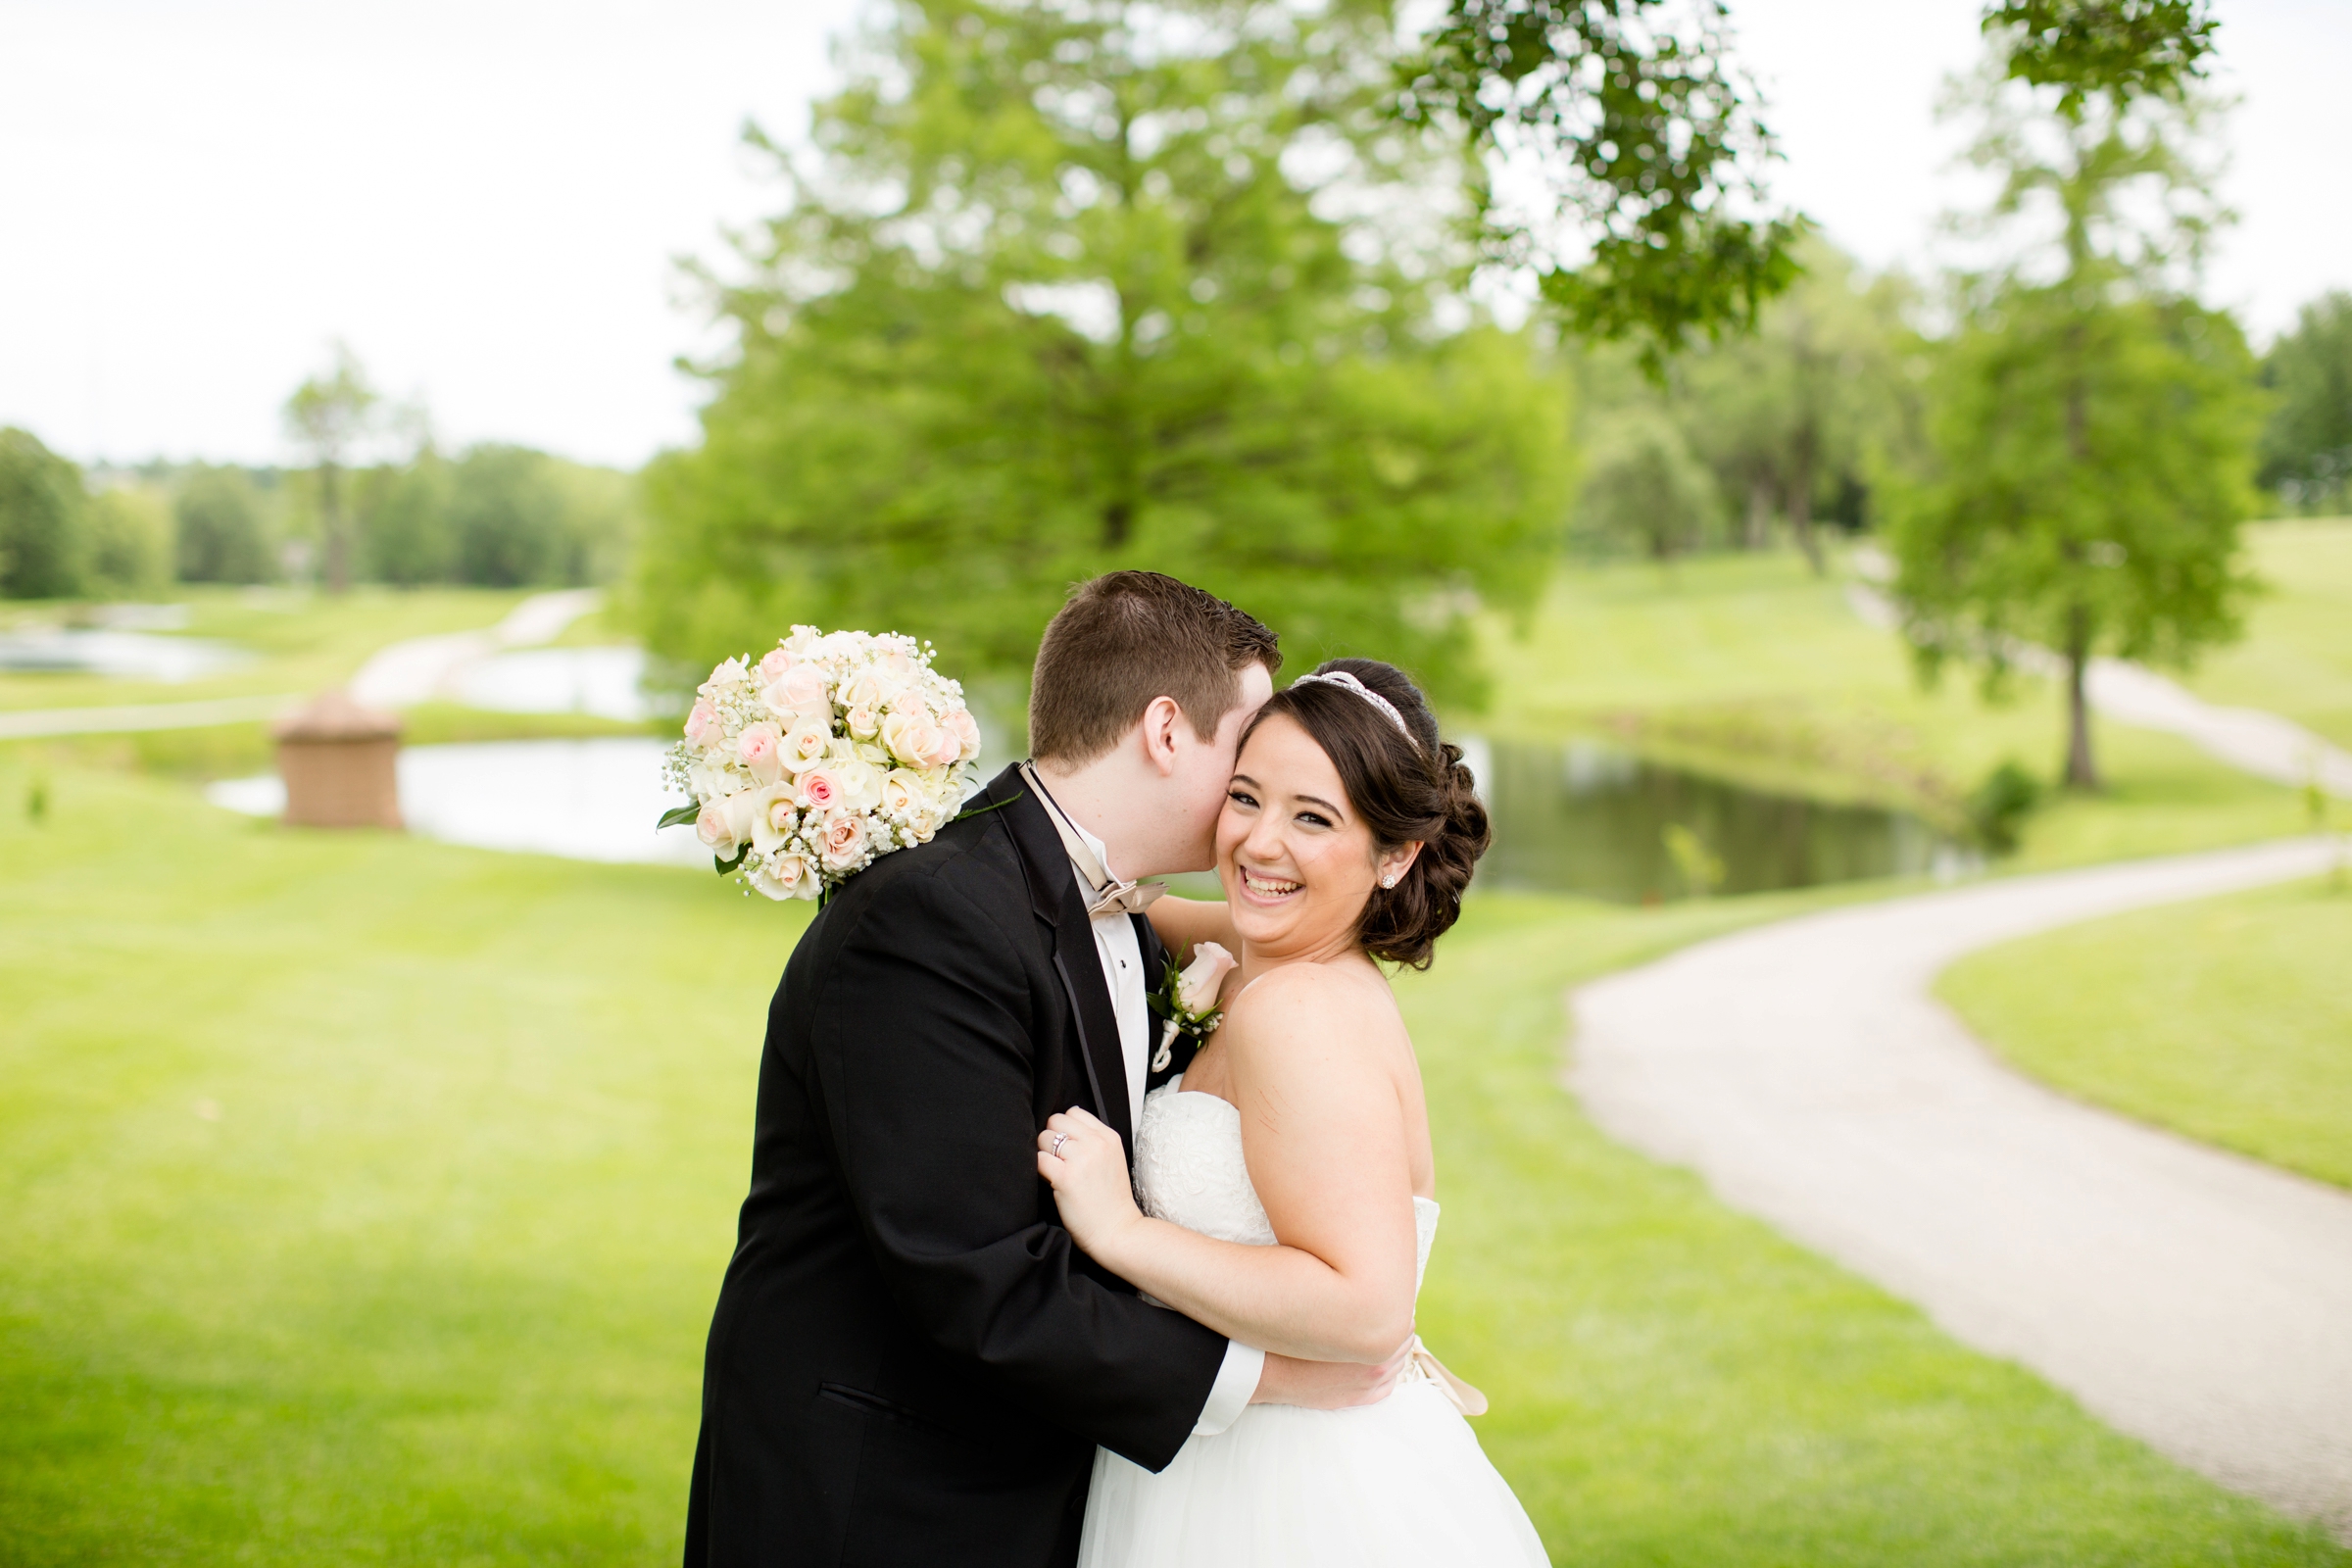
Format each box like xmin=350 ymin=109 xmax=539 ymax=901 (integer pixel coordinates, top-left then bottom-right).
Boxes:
xmin=1399 ymin=0 xmax=1806 ymax=367
xmin=2256 ymin=290 xmax=2352 ymax=513
xmin=283 ymin=343 xmax=379 ymax=595
xmin=641 ymin=0 xmax=1573 ymax=704
xmin=0 ymin=428 xmax=87 ymax=601
xmin=1886 ymin=2 xmax=2257 ymax=791
xmin=175 ymin=466 xmax=276 ymax=583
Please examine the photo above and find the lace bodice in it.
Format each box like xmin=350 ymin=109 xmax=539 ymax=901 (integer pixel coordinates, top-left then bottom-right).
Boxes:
xmin=1133 ymin=1079 xmax=1441 ymax=1295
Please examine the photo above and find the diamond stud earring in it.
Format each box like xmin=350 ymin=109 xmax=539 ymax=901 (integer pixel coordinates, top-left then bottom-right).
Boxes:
xmin=1380 ymin=872 xmax=1397 ymax=889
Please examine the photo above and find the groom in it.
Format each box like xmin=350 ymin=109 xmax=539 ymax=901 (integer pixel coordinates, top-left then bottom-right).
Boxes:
xmin=685 ymin=572 xmax=1404 ymax=1567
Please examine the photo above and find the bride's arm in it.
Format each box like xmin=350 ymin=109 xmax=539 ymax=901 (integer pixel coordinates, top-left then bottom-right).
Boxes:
xmin=1037 ymin=967 xmax=1419 ymax=1365
xmin=1144 ymin=896 xmax=1238 ymax=964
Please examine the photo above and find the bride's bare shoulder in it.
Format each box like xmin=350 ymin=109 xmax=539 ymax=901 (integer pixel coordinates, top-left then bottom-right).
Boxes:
xmin=1221 ymin=961 xmax=1405 ymax=1075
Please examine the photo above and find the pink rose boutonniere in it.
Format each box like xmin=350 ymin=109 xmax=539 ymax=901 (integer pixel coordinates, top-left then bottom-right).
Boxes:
xmin=1147 ymin=941 xmax=1237 ymax=1072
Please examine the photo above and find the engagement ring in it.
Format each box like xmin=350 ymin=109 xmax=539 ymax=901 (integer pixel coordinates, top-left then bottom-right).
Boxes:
xmin=1051 ymin=1132 xmax=1072 ymax=1158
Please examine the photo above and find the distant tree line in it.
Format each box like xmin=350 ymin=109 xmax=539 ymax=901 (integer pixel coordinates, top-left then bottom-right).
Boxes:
xmin=1566 ymin=234 xmax=1918 ymax=567
xmin=2258 ymin=291 xmax=2352 ymax=514
xmin=0 ymin=423 xmax=638 ymax=601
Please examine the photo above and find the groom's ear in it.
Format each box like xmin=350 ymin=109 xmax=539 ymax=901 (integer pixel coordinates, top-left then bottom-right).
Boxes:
xmin=1136 ymin=694 xmax=1186 ymax=776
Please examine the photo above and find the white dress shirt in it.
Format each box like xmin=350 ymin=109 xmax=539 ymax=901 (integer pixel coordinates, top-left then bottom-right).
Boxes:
xmin=1060 ymin=812 xmax=1264 ymax=1437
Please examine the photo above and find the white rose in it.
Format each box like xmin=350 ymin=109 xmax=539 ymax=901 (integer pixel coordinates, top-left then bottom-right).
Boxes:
xmin=698 ymin=657 xmax=749 ymax=699
xmin=746 ymin=781 xmax=802 ymax=856
xmin=781 ymin=718 xmax=833 ymax=773
xmin=830 ymin=757 xmax=884 ymax=811
xmin=750 ymin=852 xmax=818 ymax=902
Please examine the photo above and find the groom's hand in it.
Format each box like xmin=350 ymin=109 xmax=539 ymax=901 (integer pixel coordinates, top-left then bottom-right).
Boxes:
xmin=1249 ymin=1341 xmax=1412 ymax=1410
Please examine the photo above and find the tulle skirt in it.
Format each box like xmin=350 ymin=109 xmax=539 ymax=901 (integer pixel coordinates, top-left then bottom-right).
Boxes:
xmin=1078 ymin=1378 xmax=1551 ymax=1567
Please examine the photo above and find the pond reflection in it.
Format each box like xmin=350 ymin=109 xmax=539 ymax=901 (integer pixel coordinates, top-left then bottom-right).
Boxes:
xmin=206 ymin=731 xmax=1974 ymax=900
xmin=1466 ymin=737 xmax=1973 ymax=904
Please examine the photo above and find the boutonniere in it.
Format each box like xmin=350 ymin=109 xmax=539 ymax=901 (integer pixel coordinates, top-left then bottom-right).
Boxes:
xmin=1146 ymin=942 xmax=1239 ymax=1072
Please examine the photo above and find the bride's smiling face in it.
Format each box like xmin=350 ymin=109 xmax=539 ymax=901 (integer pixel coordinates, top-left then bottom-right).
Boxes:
xmin=1217 ymin=712 xmax=1408 ymax=959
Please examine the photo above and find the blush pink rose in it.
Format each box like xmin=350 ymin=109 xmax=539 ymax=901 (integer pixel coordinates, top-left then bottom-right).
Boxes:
xmin=816 ymin=808 xmax=870 ymax=871
xmin=882 ymin=710 xmax=955 ymax=769
xmin=943 ymin=707 xmax=982 ymax=761
xmin=736 ymin=721 xmax=785 ymax=783
xmin=1176 ymin=941 xmax=1238 ymax=1013
xmin=757 ymin=647 xmax=797 ymax=682
xmin=764 ymin=662 xmax=830 ymax=718
xmin=797 ymin=765 xmax=846 ymax=813
xmin=684 ymin=699 xmax=726 ymax=748
xmin=695 ymin=800 xmax=739 ymax=854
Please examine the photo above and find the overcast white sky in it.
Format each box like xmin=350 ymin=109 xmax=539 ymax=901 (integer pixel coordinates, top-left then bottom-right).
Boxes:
xmin=2 ymin=0 xmax=2342 ymax=470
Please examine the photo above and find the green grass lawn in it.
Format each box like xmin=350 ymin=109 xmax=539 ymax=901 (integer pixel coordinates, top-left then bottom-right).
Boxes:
xmin=4 ymin=760 xmax=2341 ymax=1565
xmin=0 ymin=585 xmax=540 ymax=712
xmin=1469 ymin=548 xmax=2307 ymax=868
xmin=2187 ymin=517 xmax=2352 ymax=753
xmin=1938 ymin=874 xmax=2352 ymax=1190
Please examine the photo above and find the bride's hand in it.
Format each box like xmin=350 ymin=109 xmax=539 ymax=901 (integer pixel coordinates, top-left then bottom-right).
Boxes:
xmin=1036 ymin=1106 xmax=1144 ymax=1263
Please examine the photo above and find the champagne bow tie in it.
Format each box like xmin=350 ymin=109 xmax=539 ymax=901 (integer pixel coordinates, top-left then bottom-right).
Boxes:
xmin=1019 ymin=762 xmax=1166 ymax=918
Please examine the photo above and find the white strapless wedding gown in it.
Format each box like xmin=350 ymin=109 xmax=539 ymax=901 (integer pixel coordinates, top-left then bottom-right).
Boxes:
xmin=1078 ymin=1081 xmax=1551 ymax=1567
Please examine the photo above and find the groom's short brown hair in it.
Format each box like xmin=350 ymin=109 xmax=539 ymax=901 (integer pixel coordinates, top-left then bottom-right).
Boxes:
xmin=1028 ymin=572 xmax=1280 ymax=764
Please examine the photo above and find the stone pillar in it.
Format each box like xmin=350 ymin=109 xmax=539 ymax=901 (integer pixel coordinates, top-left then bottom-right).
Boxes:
xmin=273 ymin=690 xmax=403 ymax=829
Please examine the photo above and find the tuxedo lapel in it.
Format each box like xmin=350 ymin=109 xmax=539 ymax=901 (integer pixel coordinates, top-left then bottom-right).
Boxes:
xmin=989 ymin=764 xmax=1136 ymax=1149
xmin=1135 ymin=913 xmax=1189 ymax=1092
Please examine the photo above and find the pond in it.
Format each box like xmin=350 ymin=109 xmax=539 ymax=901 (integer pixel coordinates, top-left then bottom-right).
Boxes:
xmin=0 ymin=627 xmax=253 ymax=682
xmin=210 ymin=733 xmax=1973 ymax=901
xmin=452 ymin=647 xmax=660 ymax=723
xmin=209 ymin=739 xmax=710 ymax=868
xmin=1465 ymin=736 xmax=1974 ymax=903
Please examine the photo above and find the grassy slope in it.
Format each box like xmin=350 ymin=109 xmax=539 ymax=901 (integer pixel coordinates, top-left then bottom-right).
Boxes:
xmin=1469 ymin=551 xmax=2304 ymax=868
xmin=0 ymin=586 xmax=537 ymax=711
xmin=3 ymin=763 xmax=2339 ymax=1565
xmin=2185 ymin=517 xmax=2352 ymax=752
xmin=1938 ymin=875 xmax=2352 ymax=1190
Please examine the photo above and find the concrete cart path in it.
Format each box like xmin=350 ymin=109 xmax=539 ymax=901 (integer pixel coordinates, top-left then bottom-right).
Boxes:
xmin=1845 ymin=580 xmax=2352 ymax=798
xmin=1569 ymin=837 xmax=2352 ymax=1539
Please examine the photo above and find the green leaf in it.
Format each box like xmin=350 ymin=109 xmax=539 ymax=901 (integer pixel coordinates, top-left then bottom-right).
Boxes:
xmin=657 ymin=802 xmax=703 ymax=830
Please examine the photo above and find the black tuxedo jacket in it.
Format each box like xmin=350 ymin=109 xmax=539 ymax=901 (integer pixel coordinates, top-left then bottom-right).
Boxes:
xmin=684 ymin=763 xmax=1224 ymax=1568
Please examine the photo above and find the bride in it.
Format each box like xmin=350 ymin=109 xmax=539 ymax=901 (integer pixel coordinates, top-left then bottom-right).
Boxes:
xmin=1034 ymin=658 xmax=1550 ymax=1567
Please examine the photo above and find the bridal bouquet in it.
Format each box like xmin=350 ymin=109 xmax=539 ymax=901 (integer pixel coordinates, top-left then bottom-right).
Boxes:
xmin=658 ymin=627 xmax=982 ymax=902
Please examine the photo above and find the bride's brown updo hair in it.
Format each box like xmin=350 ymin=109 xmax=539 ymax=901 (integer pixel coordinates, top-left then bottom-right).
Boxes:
xmin=1238 ymin=658 xmax=1491 ymax=970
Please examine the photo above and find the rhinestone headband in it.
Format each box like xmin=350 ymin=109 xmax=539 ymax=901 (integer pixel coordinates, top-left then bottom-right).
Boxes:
xmin=1290 ymin=669 xmax=1414 ymax=744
